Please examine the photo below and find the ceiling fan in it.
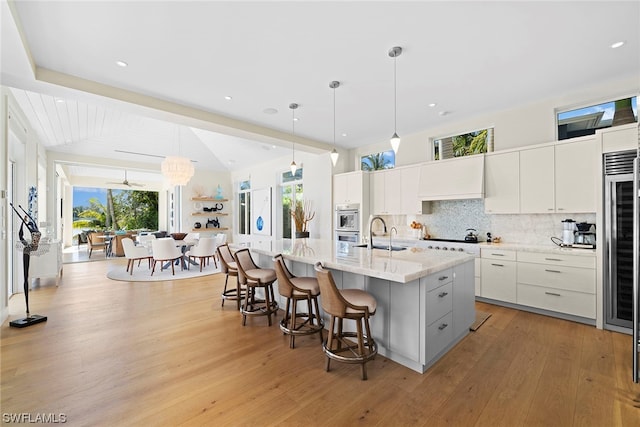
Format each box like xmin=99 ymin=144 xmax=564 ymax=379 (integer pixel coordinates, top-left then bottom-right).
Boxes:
xmin=107 ymin=170 xmax=144 ymax=188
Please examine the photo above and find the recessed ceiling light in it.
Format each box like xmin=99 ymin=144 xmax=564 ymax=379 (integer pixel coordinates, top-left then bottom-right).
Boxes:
xmin=263 ymin=108 xmax=278 ymax=115
xmin=293 ymin=117 xmax=299 ymax=122
xmin=611 ymin=41 xmax=625 ymax=49
xmin=116 ymin=60 xmax=128 ymax=67
xmin=439 ymin=111 xmax=449 ymax=116
xmin=428 ymin=103 xmax=437 ymax=107
xmin=56 ymin=99 xmax=65 ymax=103
xmin=224 ymin=96 xmax=232 ymax=100
xmin=342 ymin=133 xmax=347 ymax=137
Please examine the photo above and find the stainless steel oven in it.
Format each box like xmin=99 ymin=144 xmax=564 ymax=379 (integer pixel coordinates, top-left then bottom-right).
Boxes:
xmin=335 ymin=230 xmax=359 ymax=244
xmin=335 ymin=204 xmax=359 ymax=232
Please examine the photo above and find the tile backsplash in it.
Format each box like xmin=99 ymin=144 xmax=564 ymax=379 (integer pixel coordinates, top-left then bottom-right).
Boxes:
xmin=383 ymin=199 xmax=596 ymax=247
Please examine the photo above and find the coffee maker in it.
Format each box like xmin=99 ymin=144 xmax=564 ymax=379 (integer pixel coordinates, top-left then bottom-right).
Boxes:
xmin=573 ymin=222 xmax=596 ymax=249
xmin=561 ymin=219 xmax=576 ymax=246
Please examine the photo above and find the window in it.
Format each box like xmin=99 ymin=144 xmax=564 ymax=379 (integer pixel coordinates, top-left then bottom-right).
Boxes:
xmin=238 ymin=180 xmax=251 ymax=235
xmin=281 ymin=169 xmax=303 ymax=239
xmin=361 ymin=150 xmax=395 ymax=171
xmin=433 ymin=128 xmax=493 ymax=160
xmin=557 ymin=96 xmax=637 ymax=140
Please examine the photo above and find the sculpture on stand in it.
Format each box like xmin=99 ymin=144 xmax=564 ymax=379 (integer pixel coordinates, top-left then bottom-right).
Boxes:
xmin=9 ymin=203 xmax=48 ymax=328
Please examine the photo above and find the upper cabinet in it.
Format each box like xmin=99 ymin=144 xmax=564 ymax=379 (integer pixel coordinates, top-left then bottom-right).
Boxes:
xmin=333 ymin=171 xmax=369 ymax=206
xmin=519 ymin=136 xmax=597 ymax=214
xmin=484 ymin=151 xmax=520 ymax=214
xmin=370 ymin=169 xmax=402 ymax=215
xmin=600 ymin=123 xmax=639 ymax=153
xmin=418 ymin=155 xmax=485 ymax=201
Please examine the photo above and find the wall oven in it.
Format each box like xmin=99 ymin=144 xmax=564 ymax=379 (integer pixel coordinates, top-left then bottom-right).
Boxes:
xmin=335 ymin=231 xmax=359 ymax=244
xmin=335 ymin=204 xmax=359 ymax=232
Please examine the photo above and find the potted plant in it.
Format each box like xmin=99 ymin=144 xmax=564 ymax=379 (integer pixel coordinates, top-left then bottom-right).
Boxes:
xmin=290 ymin=200 xmax=315 ymax=238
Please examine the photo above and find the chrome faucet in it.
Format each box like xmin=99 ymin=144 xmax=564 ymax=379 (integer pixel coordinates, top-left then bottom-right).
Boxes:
xmin=389 ymin=227 xmax=397 ymax=253
xmin=369 ymin=216 xmax=387 ymax=250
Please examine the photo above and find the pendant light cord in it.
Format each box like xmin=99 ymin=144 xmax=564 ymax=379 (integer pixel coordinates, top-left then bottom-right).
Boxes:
xmin=333 ymin=86 xmax=336 ymax=144
xmin=291 ymin=105 xmax=295 ymax=161
xmin=393 ymin=54 xmax=397 ymax=134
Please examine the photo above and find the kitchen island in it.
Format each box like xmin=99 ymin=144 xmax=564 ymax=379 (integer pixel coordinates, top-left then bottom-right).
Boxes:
xmin=236 ymin=239 xmax=476 ymax=373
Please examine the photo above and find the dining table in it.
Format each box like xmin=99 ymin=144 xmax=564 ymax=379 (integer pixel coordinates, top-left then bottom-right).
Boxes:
xmin=162 ymin=238 xmax=199 ymax=270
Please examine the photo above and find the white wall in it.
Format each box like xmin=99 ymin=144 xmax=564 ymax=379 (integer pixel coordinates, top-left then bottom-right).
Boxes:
xmin=230 ymin=150 xmax=333 ymax=244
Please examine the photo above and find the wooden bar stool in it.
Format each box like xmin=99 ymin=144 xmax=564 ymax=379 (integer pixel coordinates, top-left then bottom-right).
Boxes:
xmin=314 ymin=262 xmax=378 ymax=380
xmin=217 ymin=243 xmax=244 ymax=309
xmin=234 ymin=248 xmax=278 ymax=326
xmin=273 ymin=254 xmax=324 ymax=348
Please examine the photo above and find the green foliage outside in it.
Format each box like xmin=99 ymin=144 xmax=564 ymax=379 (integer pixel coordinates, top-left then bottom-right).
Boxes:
xmin=361 ymin=152 xmax=393 ymax=171
xmin=452 ymin=129 xmax=488 ymax=157
xmin=73 ymin=189 xmax=158 ymax=231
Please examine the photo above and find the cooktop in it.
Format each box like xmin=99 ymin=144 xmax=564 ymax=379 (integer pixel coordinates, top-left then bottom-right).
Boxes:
xmin=422 ymin=238 xmax=479 ymax=244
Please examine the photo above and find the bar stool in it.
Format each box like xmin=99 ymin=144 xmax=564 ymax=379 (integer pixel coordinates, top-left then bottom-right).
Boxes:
xmin=217 ymin=244 xmax=245 ymax=309
xmin=314 ymin=262 xmax=378 ymax=380
xmin=234 ymin=248 xmax=278 ymax=326
xmin=273 ymin=254 xmax=324 ymax=348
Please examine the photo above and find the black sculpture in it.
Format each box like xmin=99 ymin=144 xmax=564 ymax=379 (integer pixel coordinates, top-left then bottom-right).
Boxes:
xmin=9 ymin=203 xmax=47 ymax=328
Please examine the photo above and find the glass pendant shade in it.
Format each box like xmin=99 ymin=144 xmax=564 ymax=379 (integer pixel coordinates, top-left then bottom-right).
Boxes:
xmin=390 ymin=132 xmax=401 ymax=154
xmin=161 ymin=156 xmax=194 ymax=186
xmin=330 ymin=148 xmax=339 ymax=166
xmin=290 ymin=160 xmax=297 ymax=175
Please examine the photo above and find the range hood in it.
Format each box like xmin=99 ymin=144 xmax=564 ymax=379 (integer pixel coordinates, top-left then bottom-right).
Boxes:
xmin=418 ymin=154 xmax=485 ymax=201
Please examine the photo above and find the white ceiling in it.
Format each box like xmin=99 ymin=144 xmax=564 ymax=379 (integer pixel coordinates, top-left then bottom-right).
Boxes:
xmin=2 ymin=1 xmax=639 ymax=182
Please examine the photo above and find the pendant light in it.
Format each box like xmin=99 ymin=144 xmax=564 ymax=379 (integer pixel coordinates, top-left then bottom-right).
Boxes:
xmin=329 ymin=81 xmax=340 ymax=167
xmin=389 ymin=46 xmax=402 ymax=154
xmin=161 ymin=126 xmax=194 ymax=186
xmin=289 ymin=103 xmax=298 ymax=175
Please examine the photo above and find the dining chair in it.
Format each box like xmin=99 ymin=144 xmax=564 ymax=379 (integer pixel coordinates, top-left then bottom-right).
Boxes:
xmin=185 ymin=237 xmax=216 ymax=272
xmin=121 ymin=237 xmax=153 ymax=275
xmin=87 ymin=231 xmax=107 ymax=258
xmin=151 ymin=238 xmax=183 ymax=276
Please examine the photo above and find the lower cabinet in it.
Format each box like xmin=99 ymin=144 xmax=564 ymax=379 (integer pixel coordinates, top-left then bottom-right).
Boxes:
xmin=480 ymin=248 xmax=517 ymax=303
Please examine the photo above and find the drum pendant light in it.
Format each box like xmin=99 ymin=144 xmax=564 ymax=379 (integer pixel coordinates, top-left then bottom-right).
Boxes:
xmin=161 ymin=126 xmax=194 ymax=186
xmin=389 ymin=46 xmax=402 ymax=154
xmin=289 ymin=103 xmax=299 ymax=175
xmin=329 ymin=80 xmax=340 ymax=167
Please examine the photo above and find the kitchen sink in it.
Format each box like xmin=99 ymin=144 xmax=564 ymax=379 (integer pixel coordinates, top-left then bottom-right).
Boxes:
xmin=352 ymin=244 xmax=407 ymax=251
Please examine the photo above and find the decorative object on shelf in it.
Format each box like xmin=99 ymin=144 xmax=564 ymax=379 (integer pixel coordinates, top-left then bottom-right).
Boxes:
xmin=291 ymin=199 xmax=315 ymax=238
xmin=161 ymin=126 xmax=194 ymax=186
xmin=206 ymin=218 xmax=220 ymax=228
xmin=9 ymin=202 xmax=47 ymax=328
xmin=215 ymin=185 xmax=224 ymax=199
xmin=192 ymin=184 xmax=206 ymax=198
xmin=289 ymin=103 xmax=299 ymax=175
xmin=388 ymin=46 xmax=402 ymax=154
xmin=329 ymin=80 xmax=340 ymax=167
xmin=194 ymin=222 xmax=202 ymax=229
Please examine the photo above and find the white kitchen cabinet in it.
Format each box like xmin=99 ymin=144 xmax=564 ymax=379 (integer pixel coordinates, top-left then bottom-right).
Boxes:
xmin=333 ymin=171 xmax=367 ymax=205
xmin=519 ymin=145 xmax=555 ymax=213
xmin=401 ymin=165 xmax=425 ymax=214
xmin=484 ymin=151 xmax=520 ymax=214
xmin=516 ymin=251 xmax=596 ymax=319
xmin=369 ymin=169 xmax=402 ymax=215
xmin=480 ymin=248 xmax=517 ymax=303
xmin=600 ymin=123 xmax=639 ymax=153
xmin=388 ymin=277 xmax=420 ymax=362
xmin=452 ymin=261 xmax=476 ymax=339
xmin=555 ymin=138 xmax=597 ymax=213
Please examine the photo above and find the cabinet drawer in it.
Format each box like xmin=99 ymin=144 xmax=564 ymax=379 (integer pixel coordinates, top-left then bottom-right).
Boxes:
xmin=426 ymin=282 xmax=453 ymax=326
xmin=517 ymin=283 xmax=596 ymax=319
xmin=517 ymin=251 xmax=595 ymax=269
xmin=423 ymin=268 xmax=453 ymax=292
xmin=426 ymin=312 xmax=454 ymax=362
xmin=517 ymin=262 xmax=595 ymax=294
xmin=481 ymin=259 xmax=517 ymax=303
xmin=481 ymin=248 xmax=516 ymax=261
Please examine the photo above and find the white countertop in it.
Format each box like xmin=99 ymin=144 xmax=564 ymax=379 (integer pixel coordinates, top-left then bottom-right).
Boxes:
xmin=475 ymin=241 xmax=596 ymax=256
xmin=233 ymin=238 xmax=475 ymax=283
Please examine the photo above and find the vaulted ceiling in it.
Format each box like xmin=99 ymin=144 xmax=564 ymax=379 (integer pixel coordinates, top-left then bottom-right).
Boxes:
xmin=2 ymin=1 xmax=639 ymax=183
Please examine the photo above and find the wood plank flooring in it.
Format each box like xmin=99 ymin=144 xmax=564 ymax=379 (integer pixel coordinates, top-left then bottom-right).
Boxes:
xmin=2 ymin=259 xmax=639 ymax=426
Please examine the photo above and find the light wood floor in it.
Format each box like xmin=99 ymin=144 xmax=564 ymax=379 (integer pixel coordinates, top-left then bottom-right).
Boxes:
xmin=2 ymin=259 xmax=639 ymax=426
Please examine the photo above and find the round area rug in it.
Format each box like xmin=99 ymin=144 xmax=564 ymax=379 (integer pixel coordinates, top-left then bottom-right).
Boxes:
xmin=107 ymin=262 xmax=221 ymax=282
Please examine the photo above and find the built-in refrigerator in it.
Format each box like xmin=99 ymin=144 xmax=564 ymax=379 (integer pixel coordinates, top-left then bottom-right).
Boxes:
xmin=604 ymin=149 xmax=639 ymax=382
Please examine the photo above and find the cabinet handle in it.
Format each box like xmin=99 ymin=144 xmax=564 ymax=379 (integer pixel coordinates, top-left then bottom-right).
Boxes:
xmin=545 ymin=269 xmax=562 ymax=273
xmin=438 ymin=276 xmax=449 ymax=281
xmin=547 ymin=208 xmax=554 ymax=211
xmin=438 ymin=323 xmax=449 ymax=330
xmin=545 ymin=292 xmax=562 ymax=297
xmin=544 ymin=258 xmax=563 ymax=262
xmin=491 ymin=263 xmax=504 ymax=267
xmin=438 ymin=292 xmax=448 ymax=298
xmin=491 ymin=253 xmax=505 ymax=256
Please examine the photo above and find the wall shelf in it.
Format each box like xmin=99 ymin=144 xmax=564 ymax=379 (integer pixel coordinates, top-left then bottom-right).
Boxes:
xmin=191 ymin=212 xmax=229 ymax=216
xmin=191 ymin=197 xmax=228 ymax=202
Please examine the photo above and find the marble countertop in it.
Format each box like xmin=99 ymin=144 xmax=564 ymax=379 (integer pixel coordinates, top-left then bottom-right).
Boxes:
xmin=233 ymin=239 xmax=475 ymax=283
